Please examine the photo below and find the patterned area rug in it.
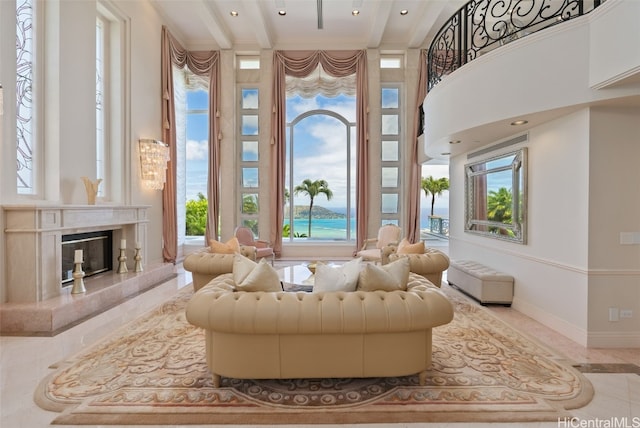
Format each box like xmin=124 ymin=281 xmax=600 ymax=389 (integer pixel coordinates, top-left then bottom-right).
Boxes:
xmin=35 ymin=284 xmax=593 ymax=425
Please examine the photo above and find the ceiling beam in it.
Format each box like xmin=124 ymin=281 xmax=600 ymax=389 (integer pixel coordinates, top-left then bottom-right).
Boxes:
xmin=407 ymin=0 xmax=448 ymax=48
xmin=242 ymin=0 xmax=273 ymax=49
xmin=367 ymin=0 xmax=394 ymax=48
xmin=195 ymin=0 xmax=233 ymax=49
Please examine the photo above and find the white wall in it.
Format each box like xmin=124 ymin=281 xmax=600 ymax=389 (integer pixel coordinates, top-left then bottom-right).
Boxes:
xmin=117 ymin=0 xmax=166 ymax=265
xmin=449 ymin=109 xmax=592 ymax=344
xmin=1 ymin=0 xmax=168 ymax=302
xmin=586 ymin=107 xmax=640 ymax=346
xmin=427 ymin=0 xmax=640 ymax=347
xmin=589 ymin=0 xmax=640 ymax=88
xmin=449 ymin=106 xmax=640 ymax=347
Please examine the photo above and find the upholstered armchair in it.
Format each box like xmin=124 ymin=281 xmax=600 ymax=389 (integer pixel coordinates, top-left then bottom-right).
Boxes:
xmin=183 ymin=245 xmax=256 ymax=291
xmin=234 ymin=226 xmax=275 ymax=265
xmin=386 ymin=240 xmax=450 ymax=287
xmin=356 ymin=224 xmax=402 ymax=263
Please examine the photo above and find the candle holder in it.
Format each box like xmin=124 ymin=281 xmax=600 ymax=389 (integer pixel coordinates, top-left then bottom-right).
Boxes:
xmin=134 ymin=245 xmax=143 ymax=273
xmin=71 ymin=262 xmax=86 ymax=294
xmin=117 ymin=248 xmax=128 ymax=274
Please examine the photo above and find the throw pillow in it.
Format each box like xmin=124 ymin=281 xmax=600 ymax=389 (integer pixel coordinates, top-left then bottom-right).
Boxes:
xmin=397 ymin=238 xmax=425 ymax=254
xmin=233 ymin=254 xmax=257 ymax=284
xmin=233 ymin=257 xmax=282 ymax=292
xmin=313 ymin=258 xmax=362 ymax=293
xmin=313 ymin=264 xmax=346 ymax=292
xmin=357 ymin=257 xmax=410 ymax=292
xmin=210 ymin=237 xmax=240 ymax=254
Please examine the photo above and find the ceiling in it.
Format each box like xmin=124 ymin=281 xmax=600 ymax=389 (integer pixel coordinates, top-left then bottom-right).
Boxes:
xmin=150 ymin=0 xmax=465 ymax=51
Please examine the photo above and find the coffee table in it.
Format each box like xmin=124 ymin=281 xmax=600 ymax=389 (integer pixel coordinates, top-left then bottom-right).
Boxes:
xmin=278 ymin=264 xmax=315 ymax=292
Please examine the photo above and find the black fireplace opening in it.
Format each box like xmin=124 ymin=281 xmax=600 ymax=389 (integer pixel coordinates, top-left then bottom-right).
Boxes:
xmin=61 ymin=231 xmax=113 ymax=285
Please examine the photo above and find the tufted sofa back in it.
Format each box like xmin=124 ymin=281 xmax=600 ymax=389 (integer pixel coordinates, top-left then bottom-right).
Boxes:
xmin=186 ymin=272 xmax=454 ymax=335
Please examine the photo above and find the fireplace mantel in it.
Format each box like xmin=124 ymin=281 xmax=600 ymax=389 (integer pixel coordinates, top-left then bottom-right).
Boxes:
xmin=3 ymin=204 xmax=150 ymax=303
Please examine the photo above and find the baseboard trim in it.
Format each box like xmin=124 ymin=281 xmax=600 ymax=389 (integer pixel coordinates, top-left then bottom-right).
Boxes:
xmin=587 ymin=331 xmax=640 ymax=348
xmin=511 ymin=296 xmax=588 ymax=347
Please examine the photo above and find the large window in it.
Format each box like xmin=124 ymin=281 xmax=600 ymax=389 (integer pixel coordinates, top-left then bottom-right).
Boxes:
xmin=184 ymin=87 xmax=209 ymax=237
xmin=96 ymin=1 xmax=126 ymax=202
xmin=16 ymin=0 xmax=35 ymax=194
xmin=95 ymin=15 xmax=107 ymax=197
xmin=381 ymin=85 xmax=401 ymax=225
xmin=284 ymin=93 xmax=356 ymax=241
xmin=172 ymin=65 xmax=211 ymax=241
xmin=238 ymin=87 xmax=260 ymax=235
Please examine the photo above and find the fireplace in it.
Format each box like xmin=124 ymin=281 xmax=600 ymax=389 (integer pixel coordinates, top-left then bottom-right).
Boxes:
xmin=61 ymin=231 xmax=113 ymax=284
xmin=3 ymin=204 xmax=150 ymax=303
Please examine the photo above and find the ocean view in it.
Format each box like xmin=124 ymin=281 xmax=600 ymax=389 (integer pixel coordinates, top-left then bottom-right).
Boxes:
xmin=283 ymin=206 xmax=449 ymax=240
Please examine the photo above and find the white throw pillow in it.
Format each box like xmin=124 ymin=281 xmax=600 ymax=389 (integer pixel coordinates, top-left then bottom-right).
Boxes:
xmin=234 ymin=258 xmax=282 ymax=292
xmin=313 ymin=264 xmax=346 ymax=292
xmin=313 ymin=258 xmax=362 ymax=293
xmin=357 ymin=257 xmax=410 ymax=292
xmin=233 ymin=254 xmax=257 ymax=284
xmin=342 ymin=257 xmax=362 ymax=290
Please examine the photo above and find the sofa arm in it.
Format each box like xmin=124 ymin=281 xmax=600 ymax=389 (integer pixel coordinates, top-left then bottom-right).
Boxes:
xmin=182 ymin=252 xmax=238 ymax=291
xmin=389 ymin=249 xmax=450 ymax=287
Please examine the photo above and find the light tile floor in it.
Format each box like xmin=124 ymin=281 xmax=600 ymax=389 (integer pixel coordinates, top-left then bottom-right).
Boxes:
xmin=1 ymin=259 xmax=638 ymax=428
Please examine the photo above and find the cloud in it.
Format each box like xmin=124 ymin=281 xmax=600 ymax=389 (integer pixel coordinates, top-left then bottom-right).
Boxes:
xmin=289 ymin=117 xmax=354 ymax=207
xmin=186 ymin=139 xmax=208 ymax=160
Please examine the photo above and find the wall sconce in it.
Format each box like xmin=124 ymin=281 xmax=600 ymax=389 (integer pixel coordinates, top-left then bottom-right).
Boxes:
xmin=138 ymin=139 xmax=169 ymax=190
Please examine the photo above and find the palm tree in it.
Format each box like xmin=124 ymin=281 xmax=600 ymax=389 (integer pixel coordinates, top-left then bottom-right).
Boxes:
xmin=293 ymin=179 xmax=333 ymax=238
xmin=487 ymin=187 xmax=512 ymax=224
xmin=421 ymin=176 xmax=450 ymax=217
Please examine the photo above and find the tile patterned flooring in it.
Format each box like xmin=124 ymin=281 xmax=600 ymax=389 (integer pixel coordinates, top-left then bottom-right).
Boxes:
xmin=1 ymin=255 xmax=638 ymax=428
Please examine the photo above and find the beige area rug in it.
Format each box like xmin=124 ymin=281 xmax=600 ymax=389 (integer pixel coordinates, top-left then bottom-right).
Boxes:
xmin=35 ymin=284 xmax=593 ymax=425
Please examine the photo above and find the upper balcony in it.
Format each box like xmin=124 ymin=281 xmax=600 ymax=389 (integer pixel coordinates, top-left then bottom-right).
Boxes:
xmin=427 ymin=0 xmax=606 ymax=91
xmin=422 ymin=0 xmax=640 ymax=161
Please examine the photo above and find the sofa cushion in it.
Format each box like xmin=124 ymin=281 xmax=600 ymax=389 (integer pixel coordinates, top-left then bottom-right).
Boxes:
xmin=313 ymin=258 xmax=362 ymax=292
xmin=358 ymin=257 xmax=410 ymax=291
xmin=397 ymin=238 xmax=425 ymax=254
xmin=210 ymin=237 xmax=241 ymax=254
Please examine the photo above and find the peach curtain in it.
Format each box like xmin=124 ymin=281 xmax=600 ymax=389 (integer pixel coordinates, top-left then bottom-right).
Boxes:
xmin=406 ymin=50 xmax=429 ymax=243
xmin=270 ymin=50 xmax=369 ymax=254
xmin=161 ymin=27 xmax=220 ymax=263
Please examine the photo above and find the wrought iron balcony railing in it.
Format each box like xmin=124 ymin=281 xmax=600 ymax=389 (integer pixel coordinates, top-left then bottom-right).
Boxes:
xmin=427 ymin=0 xmax=606 ymax=91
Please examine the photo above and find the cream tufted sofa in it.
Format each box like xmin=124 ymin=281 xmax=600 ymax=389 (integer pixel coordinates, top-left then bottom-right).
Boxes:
xmin=185 ymin=271 xmax=454 ymax=387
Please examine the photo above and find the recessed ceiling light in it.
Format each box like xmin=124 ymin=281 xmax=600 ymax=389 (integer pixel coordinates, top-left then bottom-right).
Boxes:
xmin=400 ymin=9 xmax=408 ymax=15
xmin=278 ymin=10 xmax=286 ymax=16
xmin=230 ymin=10 xmax=239 ymax=17
xmin=511 ymin=119 xmax=528 ymax=126
xmin=352 ymin=9 xmax=360 ymax=16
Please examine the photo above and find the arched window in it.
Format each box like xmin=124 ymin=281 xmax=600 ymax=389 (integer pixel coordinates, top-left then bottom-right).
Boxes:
xmin=284 ymin=94 xmax=356 ymax=241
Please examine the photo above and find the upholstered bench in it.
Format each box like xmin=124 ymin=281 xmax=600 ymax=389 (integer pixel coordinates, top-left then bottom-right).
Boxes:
xmin=447 ymin=260 xmax=514 ymax=305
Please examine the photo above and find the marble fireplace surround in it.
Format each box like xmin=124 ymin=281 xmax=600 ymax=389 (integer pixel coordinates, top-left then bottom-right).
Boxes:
xmin=1 ymin=205 xmax=175 ymax=334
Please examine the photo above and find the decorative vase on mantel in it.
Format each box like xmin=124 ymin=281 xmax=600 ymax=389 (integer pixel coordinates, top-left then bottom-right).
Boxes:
xmin=81 ymin=177 xmax=102 ymax=205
